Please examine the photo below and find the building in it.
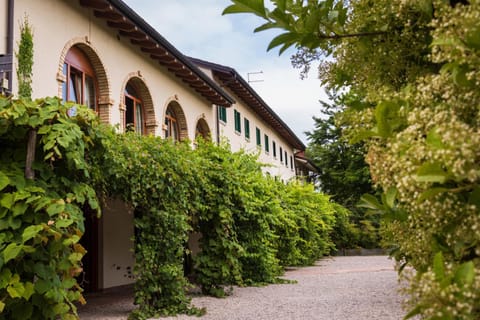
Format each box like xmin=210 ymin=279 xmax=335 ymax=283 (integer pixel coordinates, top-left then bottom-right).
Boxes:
xmin=1 ymin=0 xmax=311 ymax=291
xmin=191 ymin=58 xmax=306 ymax=179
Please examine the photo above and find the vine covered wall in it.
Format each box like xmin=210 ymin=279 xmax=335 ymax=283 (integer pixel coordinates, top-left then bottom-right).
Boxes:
xmin=0 ymin=95 xmax=351 ymax=319
xmin=0 ymin=96 xmax=100 ymax=319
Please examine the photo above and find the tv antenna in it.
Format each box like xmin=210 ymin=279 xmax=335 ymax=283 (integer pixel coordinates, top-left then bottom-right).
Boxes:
xmin=247 ymin=71 xmax=264 ymax=84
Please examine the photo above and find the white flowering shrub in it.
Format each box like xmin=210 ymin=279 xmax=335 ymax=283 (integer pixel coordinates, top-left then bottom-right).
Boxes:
xmin=224 ymin=0 xmax=479 ymax=317
xmin=357 ymin=1 xmax=480 ymax=318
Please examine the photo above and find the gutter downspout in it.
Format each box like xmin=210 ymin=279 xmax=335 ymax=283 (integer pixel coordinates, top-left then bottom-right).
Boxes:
xmin=216 ymin=105 xmax=220 ymax=144
xmin=4 ymin=0 xmax=14 ymax=94
xmin=7 ymin=0 xmax=13 ymax=55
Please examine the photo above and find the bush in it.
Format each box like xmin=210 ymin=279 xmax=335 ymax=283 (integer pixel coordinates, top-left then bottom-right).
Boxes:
xmin=0 ymin=96 xmax=354 ymax=319
xmin=0 ymin=96 xmax=100 ymax=319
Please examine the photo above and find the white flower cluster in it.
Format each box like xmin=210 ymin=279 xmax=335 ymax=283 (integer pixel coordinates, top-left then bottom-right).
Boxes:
xmin=337 ymin=0 xmax=480 ymax=317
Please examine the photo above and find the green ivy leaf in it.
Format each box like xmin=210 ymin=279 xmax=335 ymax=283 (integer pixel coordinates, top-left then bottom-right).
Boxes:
xmin=53 ymin=303 xmax=70 ymax=315
xmin=22 ymin=225 xmax=43 ymax=243
xmin=7 ymin=275 xmax=24 ymax=298
xmin=3 ymin=243 xmax=23 ymax=263
xmin=0 ymin=301 xmax=5 ymax=313
xmin=0 ymin=268 xmax=12 ymax=288
xmin=0 ymin=193 xmax=14 ymax=209
xmin=56 ymin=219 xmax=73 ymax=228
xmin=46 ymin=201 xmax=65 ymax=216
xmin=34 ymin=279 xmax=52 ymax=294
xmin=0 ymin=171 xmax=9 ymax=191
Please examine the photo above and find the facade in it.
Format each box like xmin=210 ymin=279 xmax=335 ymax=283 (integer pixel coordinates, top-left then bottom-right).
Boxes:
xmin=191 ymin=58 xmax=305 ymax=180
xmin=1 ymin=0 xmax=310 ymax=291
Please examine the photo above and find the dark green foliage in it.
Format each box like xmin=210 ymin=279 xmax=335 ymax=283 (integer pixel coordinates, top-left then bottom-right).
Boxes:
xmin=90 ymin=133 xmax=197 ymax=319
xmin=305 ymin=97 xmax=378 ymax=249
xmin=0 ymin=96 xmax=100 ymax=319
xmin=273 ymin=182 xmax=335 ymax=266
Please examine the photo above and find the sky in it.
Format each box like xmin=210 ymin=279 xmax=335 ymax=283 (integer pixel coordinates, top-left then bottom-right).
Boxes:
xmin=123 ymin=0 xmax=329 ymax=145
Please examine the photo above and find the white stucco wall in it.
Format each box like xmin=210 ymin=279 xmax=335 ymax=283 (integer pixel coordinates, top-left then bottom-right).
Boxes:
xmin=13 ymin=0 xmax=216 ymax=142
xmin=101 ymin=198 xmax=135 ymax=289
xmin=216 ymin=87 xmax=297 ymax=181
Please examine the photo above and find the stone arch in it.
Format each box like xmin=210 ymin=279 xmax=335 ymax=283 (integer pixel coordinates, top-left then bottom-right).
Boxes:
xmin=195 ymin=116 xmax=211 ymax=140
xmin=163 ymin=96 xmax=188 ymax=141
xmin=57 ymin=37 xmax=112 ymax=123
xmin=119 ymin=72 xmax=157 ymax=135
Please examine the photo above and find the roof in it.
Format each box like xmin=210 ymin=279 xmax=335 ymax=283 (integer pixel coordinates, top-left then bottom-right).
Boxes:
xmin=190 ymin=57 xmax=306 ymax=151
xmin=294 ymin=151 xmax=319 ymax=173
xmin=78 ymin=0 xmax=234 ymax=107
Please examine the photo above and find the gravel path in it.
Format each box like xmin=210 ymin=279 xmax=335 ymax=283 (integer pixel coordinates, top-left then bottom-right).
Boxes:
xmin=80 ymin=256 xmax=407 ymax=320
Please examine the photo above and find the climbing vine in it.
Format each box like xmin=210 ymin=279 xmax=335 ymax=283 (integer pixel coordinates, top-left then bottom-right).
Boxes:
xmin=0 ymin=95 xmax=351 ymax=319
xmin=0 ymin=96 xmax=100 ymax=319
xmin=16 ymin=17 xmax=33 ymax=100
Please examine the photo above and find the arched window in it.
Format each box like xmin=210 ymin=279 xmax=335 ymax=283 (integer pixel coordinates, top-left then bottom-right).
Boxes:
xmin=195 ymin=118 xmax=210 ymax=140
xmin=62 ymin=46 xmax=97 ymax=111
xmin=124 ymin=83 xmax=144 ymax=134
xmin=164 ymin=106 xmax=179 ymax=141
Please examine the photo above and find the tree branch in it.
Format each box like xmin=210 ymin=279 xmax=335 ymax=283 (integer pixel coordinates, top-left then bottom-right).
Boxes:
xmin=319 ymin=30 xmax=388 ymax=40
xmin=25 ymin=129 xmax=37 ymax=180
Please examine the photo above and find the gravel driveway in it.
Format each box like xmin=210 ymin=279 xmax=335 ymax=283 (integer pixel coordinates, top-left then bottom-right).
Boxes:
xmin=80 ymin=256 xmax=407 ymax=320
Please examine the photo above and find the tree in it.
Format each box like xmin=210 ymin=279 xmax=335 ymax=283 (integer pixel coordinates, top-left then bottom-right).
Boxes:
xmin=224 ymin=0 xmax=480 ymax=318
xmin=306 ymin=101 xmax=371 ymax=210
xmin=305 ymin=98 xmax=377 ymax=248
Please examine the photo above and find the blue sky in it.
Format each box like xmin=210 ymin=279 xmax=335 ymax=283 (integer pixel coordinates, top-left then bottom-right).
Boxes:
xmin=123 ymin=0 xmax=328 ymax=144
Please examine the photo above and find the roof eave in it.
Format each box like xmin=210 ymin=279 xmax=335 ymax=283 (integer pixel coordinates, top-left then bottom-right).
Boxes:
xmin=78 ymin=0 xmax=234 ymax=106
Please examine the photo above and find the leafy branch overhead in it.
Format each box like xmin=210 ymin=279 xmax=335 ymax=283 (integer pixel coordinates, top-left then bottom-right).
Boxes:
xmin=223 ymin=0 xmax=388 ymax=55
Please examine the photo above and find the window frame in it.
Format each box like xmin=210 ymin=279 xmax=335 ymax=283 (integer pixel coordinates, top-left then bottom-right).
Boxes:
xmin=124 ymin=83 xmax=145 ymax=135
xmin=218 ymin=106 xmax=227 ymax=123
xmin=63 ymin=46 xmax=98 ymax=111
xmin=280 ymin=147 xmax=283 ymax=163
xmin=234 ymin=109 xmax=241 ymax=133
xmin=165 ymin=106 xmax=180 ymax=141
xmin=256 ymin=127 xmax=261 ymax=147
xmin=244 ymin=118 xmax=250 ymax=140
xmin=264 ymin=134 xmax=269 ymax=153
xmin=272 ymin=141 xmax=277 ymax=158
